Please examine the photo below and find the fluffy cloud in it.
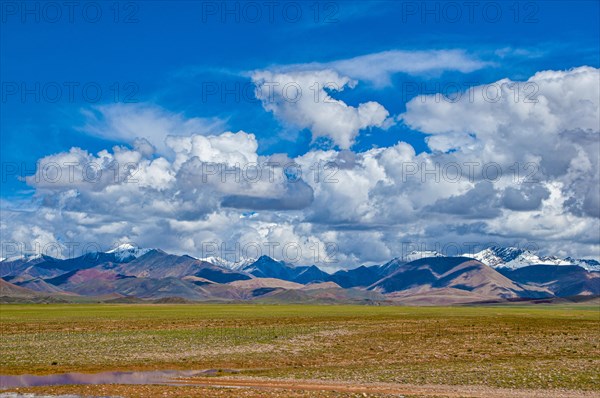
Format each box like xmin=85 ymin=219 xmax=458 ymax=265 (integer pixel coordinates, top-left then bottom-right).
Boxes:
xmin=403 ymin=66 xmax=599 ymax=139
xmin=249 ymin=49 xmax=488 ymax=149
xmin=166 ymin=131 xmax=259 ymax=167
xmin=3 ymin=67 xmax=599 ymax=265
xmin=501 ymin=184 xmax=551 ymax=211
xmin=81 ymin=103 xmax=227 ymax=154
xmin=272 ymin=49 xmax=489 ymax=87
xmin=401 ymin=66 xmax=600 ymax=220
xmin=427 ymin=181 xmax=501 ymax=219
xmin=252 ymin=69 xmax=392 ymax=149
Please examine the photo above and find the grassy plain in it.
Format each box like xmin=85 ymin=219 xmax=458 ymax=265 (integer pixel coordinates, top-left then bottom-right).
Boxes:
xmin=0 ymin=303 xmax=598 ymax=397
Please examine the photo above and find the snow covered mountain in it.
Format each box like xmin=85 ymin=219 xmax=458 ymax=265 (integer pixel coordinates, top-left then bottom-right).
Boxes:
xmin=564 ymin=258 xmax=600 ymax=272
xmin=404 ymin=250 xmax=444 ymax=262
xmin=1 ymin=244 xmax=151 ymax=265
xmin=198 ymin=256 xmax=256 ymax=270
xmin=2 ymin=245 xmax=598 ymax=302
xmin=0 ymin=253 xmax=47 ymax=263
xmin=467 ymin=246 xmax=600 ymax=272
xmin=106 ymin=243 xmax=152 ymax=262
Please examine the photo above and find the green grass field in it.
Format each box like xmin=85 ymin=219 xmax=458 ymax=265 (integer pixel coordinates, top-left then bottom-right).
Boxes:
xmin=1 ymin=303 xmax=599 ymax=397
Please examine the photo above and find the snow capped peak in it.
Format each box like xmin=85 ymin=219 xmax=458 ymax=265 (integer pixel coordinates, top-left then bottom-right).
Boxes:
xmin=564 ymin=257 xmax=600 ymax=272
xmin=199 ymin=256 xmax=256 ymax=270
xmin=404 ymin=250 xmax=444 ymax=262
xmin=107 ymin=243 xmax=139 ymax=253
xmin=468 ymin=246 xmax=526 ymax=267
xmin=106 ymin=244 xmax=151 ymax=262
xmin=2 ymin=253 xmax=45 ymax=263
xmin=468 ymin=246 xmax=599 ymax=272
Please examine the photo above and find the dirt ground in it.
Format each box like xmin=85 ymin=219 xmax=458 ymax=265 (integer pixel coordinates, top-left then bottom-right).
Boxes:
xmin=4 ymin=377 xmax=600 ymax=398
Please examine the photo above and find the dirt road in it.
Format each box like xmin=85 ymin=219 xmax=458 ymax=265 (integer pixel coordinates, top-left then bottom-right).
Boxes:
xmin=176 ymin=376 xmax=598 ymax=398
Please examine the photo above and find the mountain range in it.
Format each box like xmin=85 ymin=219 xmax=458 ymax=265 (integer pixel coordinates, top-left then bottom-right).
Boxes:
xmin=1 ymin=245 xmax=598 ymax=305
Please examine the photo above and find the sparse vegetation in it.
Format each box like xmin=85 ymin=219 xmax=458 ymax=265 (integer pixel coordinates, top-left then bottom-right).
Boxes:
xmin=1 ymin=303 xmax=598 ymax=397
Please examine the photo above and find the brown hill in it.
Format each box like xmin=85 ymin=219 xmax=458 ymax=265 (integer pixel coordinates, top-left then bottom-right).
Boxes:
xmin=369 ymin=257 xmax=552 ymax=300
xmin=0 ymin=278 xmax=40 ymax=298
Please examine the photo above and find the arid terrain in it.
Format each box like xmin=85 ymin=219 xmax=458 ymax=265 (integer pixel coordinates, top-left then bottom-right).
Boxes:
xmin=1 ymin=303 xmax=598 ymax=397
xmin=2 ymin=247 xmax=599 ymax=306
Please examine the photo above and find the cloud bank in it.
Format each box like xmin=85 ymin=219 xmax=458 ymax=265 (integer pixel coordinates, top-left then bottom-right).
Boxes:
xmin=2 ymin=67 xmax=599 ymax=267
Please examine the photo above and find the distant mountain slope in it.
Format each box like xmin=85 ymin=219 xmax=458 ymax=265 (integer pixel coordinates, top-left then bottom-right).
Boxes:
xmin=497 ymin=265 xmax=600 ymax=296
xmin=0 ymin=254 xmax=55 ymax=278
xmin=386 ymin=287 xmax=495 ymax=306
xmin=1 ymin=246 xmax=151 ymax=282
xmin=302 ymin=281 xmax=341 ymax=290
xmin=43 ymin=268 xmax=133 ymax=288
xmin=46 ymin=273 xmax=215 ymax=301
xmin=565 ymin=258 xmax=600 ymax=272
xmin=242 ymin=256 xmax=330 ymax=284
xmin=227 ymin=278 xmax=304 ymax=290
xmin=242 ymin=256 xmax=296 ymax=280
xmin=111 ymin=277 xmax=213 ymax=300
xmin=0 ymin=279 xmax=73 ymax=303
xmin=1 ymin=246 xmax=597 ymax=304
xmin=0 ymin=278 xmax=42 ymax=298
xmin=377 ymin=258 xmax=408 ymax=278
xmin=37 ymin=252 xmax=137 ymax=273
xmin=105 ymin=243 xmax=153 ymax=262
xmin=368 ymin=257 xmax=551 ymax=299
xmin=254 ymin=285 xmax=385 ymax=304
xmin=102 ymin=250 xmax=251 ymax=282
xmin=14 ymin=278 xmax=69 ymax=294
xmin=328 ymin=265 xmax=387 ymax=288
xmin=199 ymin=256 xmax=255 ymax=270
xmin=3 ymin=264 xmax=66 ymax=283
xmin=293 ymin=265 xmax=330 ymax=284
xmin=469 ymin=246 xmax=600 ymax=272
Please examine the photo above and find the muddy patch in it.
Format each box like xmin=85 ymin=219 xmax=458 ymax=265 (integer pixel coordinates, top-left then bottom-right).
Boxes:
xmin=0 ymin=369 xmax=237 ymax=389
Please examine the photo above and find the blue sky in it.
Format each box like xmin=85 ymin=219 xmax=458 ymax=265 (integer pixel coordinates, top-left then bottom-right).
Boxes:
xmin=1 ymin=1 xmax=599 ymax=264
xmin=3 ymin=1 xmax=598 ymax=196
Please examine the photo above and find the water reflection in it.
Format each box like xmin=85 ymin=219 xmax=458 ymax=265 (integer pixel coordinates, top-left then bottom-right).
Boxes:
xmin=0 ymin=369 xmax=222 ymax=388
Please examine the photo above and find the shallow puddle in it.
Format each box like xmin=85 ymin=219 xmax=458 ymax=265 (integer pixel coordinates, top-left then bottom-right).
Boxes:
xmin=0 ymin=369 xmax=228 ymax=388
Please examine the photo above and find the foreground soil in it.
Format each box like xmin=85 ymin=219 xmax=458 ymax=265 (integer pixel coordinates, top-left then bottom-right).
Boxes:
xmin=4 ymin=379 xmax=599 ymax=398
xmin=1 ymin=303 xmax=599 ymax=395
